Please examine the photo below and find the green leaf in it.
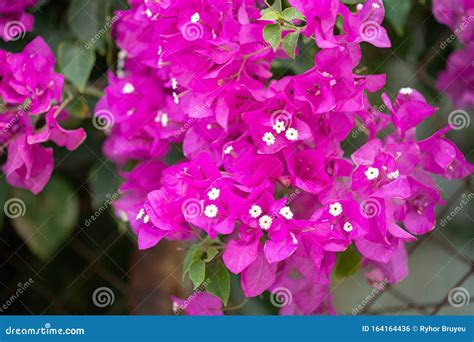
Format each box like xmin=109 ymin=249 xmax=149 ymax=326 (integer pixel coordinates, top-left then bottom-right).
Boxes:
xmin=204 ymin=247 xmax=219 ymax=263
xmin=263 ymin=24 xmax=282 ymax=52
xmin=67 ymin=0 xmax=110 ymax=53
xmin=183 ymin=244 xmax=202 ymax=280
xmin=58 ymin=41 xmax=95 ymax=92
xmin=66 ymin=98 xmax=90 ymax=119
xmin=282 ymin=7 xmax=305 ymax=22
xmin=189 ymin=260 xmax=206 ymax=289
xmin=335 ymin=245 xmax=361 ymax=278
xmin=270 ymin=0 xmax=282 ymax=12
xmin=88 ymin=161 xmax=123 ymax=210
xmin=11 ymin=177 xmax=80 ymax=261
xmin=282 ymin=32 xmax=299 ymax=59
xmin=206 ymin=262 xmax=230 ymax=305
xmin=259 ymin=10 xmax=281 ymax=21
xmin=383 ymin=0 xmax=411 ymax=36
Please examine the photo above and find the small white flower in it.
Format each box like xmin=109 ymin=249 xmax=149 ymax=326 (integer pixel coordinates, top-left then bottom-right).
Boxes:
xmin=135 ymin=208 xmax=145 ymax=220
xmin=249 ymin=205 xmax=262 ymax=218
xmin=285 ymin=128 xmax=299 ymax=141
xmin=143 ymin=215 xmax=150 ymax=224
xmin=259 ymin=215 xmax=273 ymax=230
xmin=356 ymin=3 xmax=363 ymax=10
xmin=223 ymin=145 xmax=233 ymax=155
xmin=171 ymin=77 xmax=178 ymax=90
xmin=204 ymin=204 xmax=218 ymax=218
xmin=365 ymin=166 xmax=380 ymax=180
xmin=387 ymin=169 xmax=399 ymax=180
xmin=207 ymin=188 xmax=220 ymax=200
xmin=273 ymin=120 xmax=286 ymax=134
xmin=329 ymin=79 xmax=337 ymax=87
xmin=399 ymin=87 xmax=413 ymax=95
xmin=155 ymin=112 xmax=169 ymax=127
xmin=322 ymin=71 xmax=333 ymax=78
xmin=145 ymin=8 xmax=153 ymax=18
xmin=329 ymin=202 xmax=343 ymax=217
xmin=262 ymin=132 xmax=276 ymax=146
xmin=122 ymin=82 xmax=135 ymax=94
xmin=173 ymin=92 xmax=180 ymax=104
xmin=279 ymin=206 xmax=294 ymax=220
xmin=343 ymin=221 xmax=353 ymax=232
xmin=372 ymin=3 xmax=381 ymax=9
xmin=191 ymin=12 xmax=200 ymax=23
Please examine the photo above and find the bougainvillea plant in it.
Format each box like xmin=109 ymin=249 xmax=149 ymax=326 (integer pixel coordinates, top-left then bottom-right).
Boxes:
xmin=92 ymin=0 xmax=474 ymax=315
xmin=0 ymin=1 xmax=87 ymax=195
xmin=0 ymin=0 xmax=472 ymax=315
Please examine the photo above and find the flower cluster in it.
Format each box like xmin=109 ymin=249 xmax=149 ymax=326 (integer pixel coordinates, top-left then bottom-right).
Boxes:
xmin=433 ymin=0 xmax=473 ymax=108
xmin=0 ymin=0 xmax=37 ymax=42
xmin=0 ymin=37 xmax=86 ymax=194
xmin=98 ymin=0 xmax=473 ymax=314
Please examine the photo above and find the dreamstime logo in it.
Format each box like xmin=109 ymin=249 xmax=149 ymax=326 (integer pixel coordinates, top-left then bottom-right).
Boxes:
xmin=352 ymin=278 xmax=389 ymax=315
xmin=0 ymin=278 xmax=34 ymax=313
xmin=270 ymin=110 xmax=292 ymax=131
xmin=448 ymin=287 xmax=470 ymax=308
xmin=270 ymin=287 xmax=293 ymax=308
xmin=3 ymin=198 xmax=26 ymax=219
xmin=181 ymin=22 xmax=204 ymax=41
xmin=92 ymin=287 xmax=115 ymax=308
xmin=440 ymin=15 xmax=474 ymax=49
xmin=181 ymin=198 xmax=203 ymax=220
xmin=84 ymin=190 xmax=122 ymax=227
xmin=359 ymin=21 xmax=381 ymax=42
xmin=84 ymin=14 xmax=122 ymax=50
xmin=439 ymin=192 xmax=473 ymax=227
xmin=92 ymin=110 xmax=115 ymax=131
xmin=173 ymin=278 xmax=211 ymax=315
xmin=359 ymin=198 xmax=381 ymax=218
xmin=448 ymin=110 xmax=470 ymax=130
xmin=3 ymin=21 xmax=26 ymax=41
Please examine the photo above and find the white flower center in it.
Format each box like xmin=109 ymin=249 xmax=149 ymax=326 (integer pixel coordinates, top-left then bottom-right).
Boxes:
xmin=387 ymin=169 xmax=399 ymax=180
xmin=399 ymin=87 xmax=413 ymax=95
xmin=135 ymin=208 xmax=145 ymax=220
xmin=343 ymin=221 xmax=353 ymax=232
xmin=285 ymin=128 xmax=299 ymax=141
xmin=259 ymin=215 xmax=273 ymax=230
xmin=249 ymin=205 xmax=262 ymax=218
xmin=207 ymin=188 xmax=220 ymax=200
xmin=204 ymin=204 xmax=218 ymax=218
xmin=273 ymin=120 xmax=286 ymax=134
xmin=365 ymin=166 xmax=380 ymax=180
xmin=329 ymin=202 xmax=343 ymax=217
xmin=279 ymin=206 xmax=294 ymax=220
xmin=173 ymin=92 xmax=180 ymax=104
xmin=191 ymin=12 xmax=200 ymax=23
xmin=155 ymin=111 xmax=169 ymax=127
xmin=145 ymin=8 xmax=153 ymax=18
xmin=122 ymin=82 xmax=135 ymax=94
xmin=372 ymin=3 xmax=381 ymax=9
xmin=143 ymin=215 xmax=150 ymax=224
xmin=223 ymin=145 xmax=233 ymax=154
xmin=356 ymin=3 xmax=363 ymax=10
xmin=171 ymin=77 xmax=178 ymax=90
xmin=262 ymin=132 xmax=276 ymax=146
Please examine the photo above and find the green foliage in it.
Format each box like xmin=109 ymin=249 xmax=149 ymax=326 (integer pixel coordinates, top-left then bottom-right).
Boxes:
xmin=261 ymin=4 xmax=305 ymax=59
xmin=335 ymin=245 xmax=361 ymax=278
xmin=383 ymin=0 xmax=412 ymax=36
xmin=58 ymin=41 xmax=96 ymax=92
xmin=11 ymin=177 xmax=79 ymax=260
xmin=206 ymin=261 xmax=231 ymax=305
